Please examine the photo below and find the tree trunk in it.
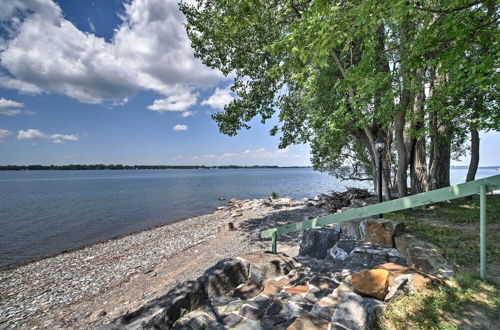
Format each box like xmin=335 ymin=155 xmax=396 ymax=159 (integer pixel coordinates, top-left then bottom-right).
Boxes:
xmin=410 ymin=130 xmax=429 ymax=193
xmin=466 ymin=128 xmax=480 ymax=182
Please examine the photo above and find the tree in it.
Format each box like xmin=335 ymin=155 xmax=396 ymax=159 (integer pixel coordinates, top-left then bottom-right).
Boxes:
xmin=181 ymin=0 xmax=499 ymax=194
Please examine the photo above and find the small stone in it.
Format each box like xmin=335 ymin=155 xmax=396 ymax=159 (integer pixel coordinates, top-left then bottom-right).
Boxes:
xmin=280 ymin=301 xmax=304 ymax=318
xmin=351 ymin=269 xmax=389 ymax=301
xmin=212 ymin=295 xmax=238 ymax=306
xmin=286 ymin=312 xmax=330 ymax=329
xmin=149 ymin=271 xmax=157 ymax=277
xmin=222 ymin=313 xmax=243 ymax=327
xmin=289 ymin=294 xmax=307 ymax=304
xmin=142 ymin=269 xmax=154 ymax=274
xmin=238 ymin=305 xmax=263 ymax=320
xmin=233 ymin=281 xmax=264 ymax=300
xmin=285 ymin=284 xmax=309 ymax=295
xmin=304 ymin=288 xmax=330 ymax=304
xmin=265 ymin=300 xmax=283 ymax=316
xmin=262 ymin=279 xmax=283 ymax=296
xmin=234 ymin=319 xmax=263 ymax=330
xmin=224 ymin=300 xmax=245 ymax=314
xmin=247 ymin=295 xmax=272 ymax=309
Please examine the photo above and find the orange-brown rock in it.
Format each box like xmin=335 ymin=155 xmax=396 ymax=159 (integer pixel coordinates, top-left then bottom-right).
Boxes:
xmin=262 ymin=279 xmax=283 ymax=296
xmin=285 ymin=284 xmax=309 ymax=294
xmin=286 ymin=312 xmax=329 ymax=330
xmin=374 ymin=262 xmax=437 ymax=292
xmin=351 ymin=269 xmax=389 ymax=300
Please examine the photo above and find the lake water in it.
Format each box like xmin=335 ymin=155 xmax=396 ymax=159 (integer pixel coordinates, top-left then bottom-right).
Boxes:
xmin=0 ymin=167 xmax=497 ymax=268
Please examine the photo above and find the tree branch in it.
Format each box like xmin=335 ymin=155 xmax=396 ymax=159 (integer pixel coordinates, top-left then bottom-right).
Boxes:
xmin=412 ymin=0 xmax=484 ymax=14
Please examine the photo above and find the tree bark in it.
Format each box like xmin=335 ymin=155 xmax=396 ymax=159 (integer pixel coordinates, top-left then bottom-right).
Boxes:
xmin=466 ymin=127 xmax=480 ymax=182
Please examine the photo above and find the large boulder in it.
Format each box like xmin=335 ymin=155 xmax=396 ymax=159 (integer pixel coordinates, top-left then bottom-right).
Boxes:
xmin=330 ymin=283 xmax=386 ymax=330
xmin=351 ymin=269 xmax=390 ymax=301
xmin=108 ymin=280 xmax=206 ymax=329
xmin=363 ymin=219 xmax=403 ymax=248
xmin=198 ymin=258 xmax=249 ymax=298
xmin=394 ymin=234 xmax=454 ymax=278
xmin=299 ymin=227 xmax=341 ymax=259
xmin=239 ymin=251 xmax=299 ymax=282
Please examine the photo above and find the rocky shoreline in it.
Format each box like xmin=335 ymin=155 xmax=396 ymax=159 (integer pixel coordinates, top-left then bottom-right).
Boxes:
xmin=0 ymin=196 xmax=330 ymax=329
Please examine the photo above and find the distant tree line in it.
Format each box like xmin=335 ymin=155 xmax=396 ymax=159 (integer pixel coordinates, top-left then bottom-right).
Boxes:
xmin=0 ymin=164 xmax=309 ymax=171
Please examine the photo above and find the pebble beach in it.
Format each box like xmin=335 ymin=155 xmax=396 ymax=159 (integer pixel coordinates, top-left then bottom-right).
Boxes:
xmin=0 ymin=197 xmax=328 ymax=329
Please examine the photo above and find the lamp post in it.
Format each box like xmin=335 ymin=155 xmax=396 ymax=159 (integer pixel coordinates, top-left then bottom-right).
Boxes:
xmin=375 ymin=137 xmax=384 ymax=218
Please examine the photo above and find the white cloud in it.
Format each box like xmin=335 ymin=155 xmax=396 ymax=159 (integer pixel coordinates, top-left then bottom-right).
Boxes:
xmin=0 ymin=129 xmax=12 ymax=142
xmin=0 ymin=97 xmax=26 ymax=116
xmin=17 ymin=129 xmax=46 ymax=139
xmin=0 ymin=98 xmax=23 ymax=109
xmin=0 ymin=0 xmax=223 ymax=104
xmin=0 ymin=109 xmax=22 ymax=116
xmin=148 ymin=90 xmax=197 ymax=117
xmin=172 ymin=124 xmax=188 ymax=131
xmin=201 ymin=87 xmax=235 ymax=110
xmin=50 ymin=133 xmax=79 ymax=141
xmin=17 ymin=129 xmax=79 ymax=143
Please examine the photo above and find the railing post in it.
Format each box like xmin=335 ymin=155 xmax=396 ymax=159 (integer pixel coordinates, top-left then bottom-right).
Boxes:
xmin=480 ymin=184 xmax=487 ymax=280
xmin=271 ymin=231 xmax=277 ymax=253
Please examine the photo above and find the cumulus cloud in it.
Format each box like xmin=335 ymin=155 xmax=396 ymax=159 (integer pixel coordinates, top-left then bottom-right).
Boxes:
xmin=0 ymin=97 xmax=26 ymax=116
xmin=0 ymin=129 xmax=12 ymax=142
xmin=17 ymin=129 xmax=46 ymax=139
xmin=17 ymin=129 xmax=79 ymax=143
xmin=172 ymin=124 xmax=188 ymax=131
xmin=148 ymin=90 xmax=197 ymax=117
xmin=201 ymin=87 xmax=235 ymax=110
xmin=0 ymin=0 xmax=223 ymax=104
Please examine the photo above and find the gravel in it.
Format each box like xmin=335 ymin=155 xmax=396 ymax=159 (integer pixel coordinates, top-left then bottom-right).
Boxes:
xmin=0 ymin=197 xmax=327 ymax=329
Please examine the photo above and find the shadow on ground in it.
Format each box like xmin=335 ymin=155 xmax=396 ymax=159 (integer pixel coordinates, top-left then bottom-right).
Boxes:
xmin=237 ymin=205 xmax=328 ymax=248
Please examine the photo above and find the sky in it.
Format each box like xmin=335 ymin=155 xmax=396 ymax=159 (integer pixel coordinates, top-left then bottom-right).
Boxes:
xmin=0 ymin=0 xmax=498 ymax=167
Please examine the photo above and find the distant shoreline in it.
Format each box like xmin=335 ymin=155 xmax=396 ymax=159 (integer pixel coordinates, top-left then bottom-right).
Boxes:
xmin=0 ymin=165 xmax=311 ymax=171
xmin=0 ymin=165 xmax=498 ymax=171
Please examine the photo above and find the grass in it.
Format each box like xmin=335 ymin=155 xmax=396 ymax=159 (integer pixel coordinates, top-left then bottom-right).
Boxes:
xmin=379 ymin=274 xmax=500 ymax=330
xmin=385 ymin=195 xmax=500 ymax=267
xmin=379 ymin=195 xmax=500 ymax=329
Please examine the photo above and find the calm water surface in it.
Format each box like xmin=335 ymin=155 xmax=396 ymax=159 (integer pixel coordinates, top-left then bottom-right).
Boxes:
xmin=0 ymin=167 xmax=497 ymax=268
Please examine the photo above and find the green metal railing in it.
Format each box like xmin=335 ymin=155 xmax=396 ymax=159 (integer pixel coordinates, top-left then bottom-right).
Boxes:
xmin=261 ymin=174 xmax=500 ymax=280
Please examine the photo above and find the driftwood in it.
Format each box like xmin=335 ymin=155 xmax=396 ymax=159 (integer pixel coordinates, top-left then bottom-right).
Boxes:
xmin=325 ymin=187 xmax=372 ymax=213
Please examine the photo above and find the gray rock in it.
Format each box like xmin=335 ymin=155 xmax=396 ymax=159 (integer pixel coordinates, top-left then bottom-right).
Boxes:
xmin=247 ymin=295 xmax=272 ymax=310
xmin=240 ymin=251 xmax=298 ymax=282
xmin=395 ymin=234 xmax=454 ymax=278
xmin=265 ymin=300 xmax=283 ymax=316
xmin=222 ymin=313 xmax=243 ymax=327
xmin=234 ymin=319 xmax=263 ymax=330
xmin=280 ymin=301 xmax=304 ymax=318
xmin=111 ymin=280 xmax=205 ymax=329
xmin=224 ymin=300 xmax=245 ymax=314
xmin=238 ymin=305 xmax=263 ymax=320
xmin=384 ymin=274 xmax=415 ymax=302
xmin=173 ymin=311 xmax=224 ymax=330
xmin=198 ymin=258 xmax=248 ymax=298
xmin=211 ymin=295 xmax=238 ymax=306
xmin=299 ymin=228 xmax=341 ymax=259
xmin=330 ymin=287 xmax=386 ymax=330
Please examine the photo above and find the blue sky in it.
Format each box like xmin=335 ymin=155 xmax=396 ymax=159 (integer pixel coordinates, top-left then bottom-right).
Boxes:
xmin=0 ymin=0 xmax=498 ymax=166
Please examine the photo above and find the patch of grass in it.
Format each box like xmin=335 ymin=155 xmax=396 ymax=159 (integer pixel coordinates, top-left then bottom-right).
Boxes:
xmin=386 ymin=195 xmax=500 ymax=267
xmin=379 ymin=274 xmax=500 ymax=330
xmin=392 ymin=195 xmax=500 ymax=225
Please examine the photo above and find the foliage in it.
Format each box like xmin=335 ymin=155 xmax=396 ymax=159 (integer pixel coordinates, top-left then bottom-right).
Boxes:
xmin=271 ymin=191 xmax=279 ymax=200
xmin=181 ymin=0 xmax=499 ymax=190
xmin=380 ymin=274 xmax=500 ymax=329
